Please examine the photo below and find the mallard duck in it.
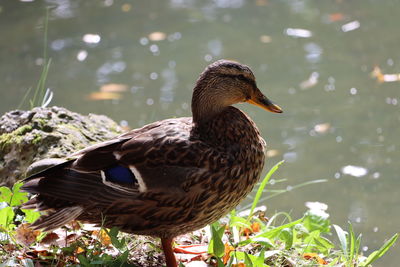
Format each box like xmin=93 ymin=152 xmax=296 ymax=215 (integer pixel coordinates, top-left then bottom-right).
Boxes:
xmin=21 ymin=60 xmax=282 ymax=267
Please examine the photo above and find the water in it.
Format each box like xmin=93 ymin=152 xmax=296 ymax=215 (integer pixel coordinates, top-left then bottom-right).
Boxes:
xmin=1 ymin=0 xmax=399 ymax=265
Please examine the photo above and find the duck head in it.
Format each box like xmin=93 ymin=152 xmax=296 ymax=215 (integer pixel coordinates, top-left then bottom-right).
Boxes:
xmin=192 ymin=59 xmax=282 ymax=123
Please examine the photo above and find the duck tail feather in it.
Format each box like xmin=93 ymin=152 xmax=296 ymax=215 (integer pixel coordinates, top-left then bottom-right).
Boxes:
xmin=30 ymin=206 xmax=84 ymax=232
xmin=20 ymin=178 xmax=41 ymax=194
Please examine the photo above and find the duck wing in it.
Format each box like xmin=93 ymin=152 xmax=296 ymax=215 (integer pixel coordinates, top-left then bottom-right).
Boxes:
xmin=21 ymin=117 xmax=223 ymax=232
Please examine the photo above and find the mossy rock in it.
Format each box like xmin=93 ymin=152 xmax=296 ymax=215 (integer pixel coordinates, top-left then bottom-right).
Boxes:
xmin=0 ymin=106 xmax=123 ymax=186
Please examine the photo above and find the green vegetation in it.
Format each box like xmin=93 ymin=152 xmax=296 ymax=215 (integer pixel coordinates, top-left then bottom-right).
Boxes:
xmin=0 ymin=163 xmax=397 ymax=266
xmin=18 ymin=8 xmax=53 ymax=111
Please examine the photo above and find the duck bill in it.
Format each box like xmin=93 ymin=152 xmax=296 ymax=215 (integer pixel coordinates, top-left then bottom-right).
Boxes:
xmin=247 ymin=94 xmax=283 ymax=113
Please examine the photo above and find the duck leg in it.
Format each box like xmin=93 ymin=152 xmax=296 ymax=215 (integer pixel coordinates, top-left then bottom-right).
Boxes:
xmin=161 ymin=238 xmax=177 ymax=267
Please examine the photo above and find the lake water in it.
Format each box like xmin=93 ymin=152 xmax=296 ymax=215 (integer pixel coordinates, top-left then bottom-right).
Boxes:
xmin=1 ymin=0 xmax=399 ymax=265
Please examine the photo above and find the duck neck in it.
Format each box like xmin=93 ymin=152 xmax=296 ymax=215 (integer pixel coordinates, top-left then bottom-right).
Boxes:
xmin=191 ymin=84 xmax=228 ymax=125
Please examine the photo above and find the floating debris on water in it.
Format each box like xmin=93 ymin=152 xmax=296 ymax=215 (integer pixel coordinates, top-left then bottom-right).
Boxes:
xmin=148 ymin=32 xmax=167 ymax=41
xmin=87 ymin=92 xmax=122 ymax=100
xmin=341 ymin=165 xmax=368 ymax=177
xmin=121 ymin=3 xmax=132 ymax=12
xmin=314 ymin=123 xmax=331 ymax=134
xmin=341 ymin=20 xmax=360 ymax=32
xmin=329 ymin=13 xmax=345 ymax=22
xmin=299 ymin=72 xmax=319 ymax=89
xmin=260 ymin=35 xmax=272 ymax=43
xmin=100 ymin=83 xmax=129 ymax=93
xmin=371 ymin=66 xmax=400 ymax=83
xmin=285 ymin=28 xmax=312 ymax=38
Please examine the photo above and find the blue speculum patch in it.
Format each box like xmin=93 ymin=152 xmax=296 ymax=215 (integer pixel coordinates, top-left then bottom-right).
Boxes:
xmin=104 ymin=165 xmax=136 ymax=184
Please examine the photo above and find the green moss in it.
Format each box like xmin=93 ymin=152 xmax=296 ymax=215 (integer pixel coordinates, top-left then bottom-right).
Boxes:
xmin=0 ymin=125 xmax=33 ymax=152
xmin=32 ymin=133 xmax=42 ymax=145
xmin=13 ymin=125 xmax=33 ymax=136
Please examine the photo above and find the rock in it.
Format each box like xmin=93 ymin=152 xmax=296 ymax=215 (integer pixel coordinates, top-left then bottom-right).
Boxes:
xmin=0 ymin=106 xmax=123 ymax=187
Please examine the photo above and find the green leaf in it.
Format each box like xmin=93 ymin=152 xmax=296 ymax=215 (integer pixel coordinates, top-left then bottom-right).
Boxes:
xmin=0 ymin=206 xmax=15 ymax=228
xmin=279 ymin=228 xmax=293 ymax=249
xmin=360 ymin=233 xmax=398 ymax=267
xmin=233 ymin=251 xmax=263 ymax=266
xmin=333 ymin=224 xmax=348 ymax=257
xmin=209 ymin=223 xmax=225 ymax=257
xmin=313 ymin=235 xmax=334 ymax=252
xmin=215 ymin=256 xmax=225 ymax=267
xmin=0 ymin=186 xmax=12 ymax=203
xmin=21 ymin=208 xmax=41 ymax=224
xmin=247 ymin=161 xmax=284 ymax=221
xmin=244 ymin=252 xmax=253 ymax=266
xmin=255 ymin=248 xmax=266 ymax=266
xmin=303 ymin=211 xmax=330 ymax=233
xmin=229 ymin=215 xmax=251 ymax=229
xmin=107 ymin=227 xmax=126 ymax=249
xmin=10 ymin=182 xmax=29 ymax=207
xmin=77 ymin=254 xmax=90 ymax=266
xmin=250 ymin=237 xmax=274 ymax=248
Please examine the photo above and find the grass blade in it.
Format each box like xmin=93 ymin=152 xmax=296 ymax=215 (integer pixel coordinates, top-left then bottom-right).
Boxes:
xmin=247 ymin=160 xmax=284 ymax=221
xmin=349 ymin=222 xmax=355 ymax=265
xmin=360 ymin=233 xmax=398 ymax=266
xmin=41 ymin=88 xmax=54 ymax=107
xmin=31 ymin=9 xmax=52 ymax=109
xmin=333 ymin=224 xmax=348 ymax=257
xmin=254 ymin=179 xmax=327 ymax=203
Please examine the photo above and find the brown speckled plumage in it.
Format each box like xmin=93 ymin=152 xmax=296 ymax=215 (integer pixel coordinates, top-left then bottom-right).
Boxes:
xmin=21 ymin=60 xmax=282 ymax=267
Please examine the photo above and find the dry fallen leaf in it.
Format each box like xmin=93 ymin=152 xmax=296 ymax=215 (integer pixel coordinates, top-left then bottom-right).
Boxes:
xmin=242 ymin=222 xmax=261 ymax=238
xmin=303 ymin=253 xmax=328 ymax=265
xmin=75 ymin=246 xmax=85 ymax=254
xmin=15 ymin=223 xmax=41 ymax=246
xmin=92 ymin=229 xmax=112 ymax=246
xmin=40 ymin=232 xmax=60 ymax=245
xmin=251 ymin=222 xmax=261 ymax=233
xmin=148 ymin=31 xmax=167 ymax=41
xmin=223 ymin=243 xmax=235 ymax=264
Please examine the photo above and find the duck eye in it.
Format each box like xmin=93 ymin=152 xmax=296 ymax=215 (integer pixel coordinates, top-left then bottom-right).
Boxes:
xmin=238 ymin=74 xmax=246 ymax=80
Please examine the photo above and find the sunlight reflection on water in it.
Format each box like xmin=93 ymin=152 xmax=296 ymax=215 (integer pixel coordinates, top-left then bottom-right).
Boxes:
xmin=2 ymin=0 xmax=400 ymax=264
